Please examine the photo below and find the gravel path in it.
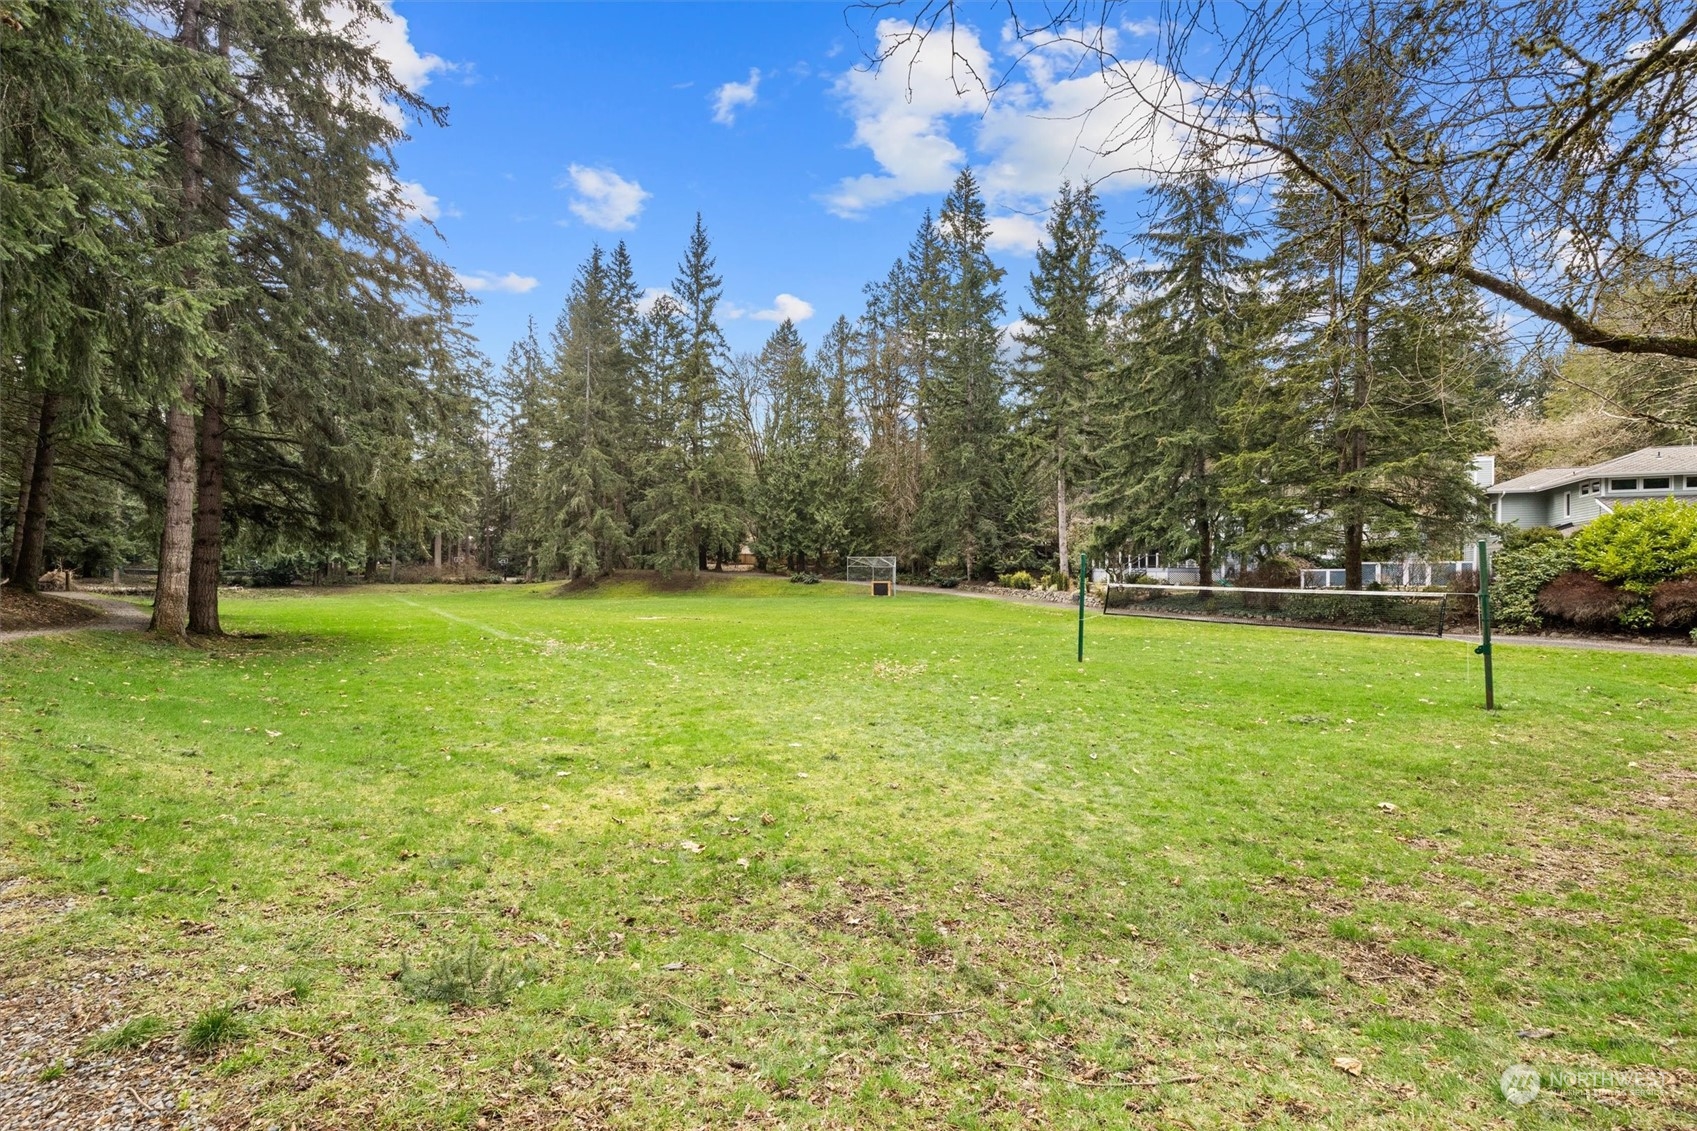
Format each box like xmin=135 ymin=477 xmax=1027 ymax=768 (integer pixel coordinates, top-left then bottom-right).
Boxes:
xmin=0 ymin=881 xmax=235 ymax=1131
xmin=0 ymin=593 xmax=150 ymax=644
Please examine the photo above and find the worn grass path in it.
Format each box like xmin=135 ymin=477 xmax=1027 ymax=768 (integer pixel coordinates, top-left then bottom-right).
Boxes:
xmin=2 ymin=578 xmax=1694 ymax=1128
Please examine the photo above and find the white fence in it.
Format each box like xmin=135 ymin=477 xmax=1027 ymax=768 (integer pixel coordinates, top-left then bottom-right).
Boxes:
xmin=1300 ymin=561 xmax=1470 ymax=590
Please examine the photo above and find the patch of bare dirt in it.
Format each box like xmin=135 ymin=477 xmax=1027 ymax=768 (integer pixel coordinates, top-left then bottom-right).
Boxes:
xmin=0 ymin=588 xmax=103 ymax=632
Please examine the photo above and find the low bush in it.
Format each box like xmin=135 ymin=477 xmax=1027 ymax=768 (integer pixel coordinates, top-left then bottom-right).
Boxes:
xmin=1490 ymin=537 xmax=1576 ymax=631
xmin=788 ymin=572 xmax=819 ymax=585
xmin=1650 ymin=577 xmax=1697 ymax=632
xmin=399 ymin=939 xmax=536 ymax=1007
xmin=1535 ymin=571 xmax=1639 ymax=631
xmin=248 ymin=556 xmax=301 ymax=588
xmin=1571 ymin=498 xmax=1697 ymax=595
xmin=1502 ymin=525 xmax=1566 ymax=552
xmin=1237 ymin=556 xmax=1303 ymax=590
xmin=997 ymin=570 xmax=1036 ymax=590
xmin=1039 ymin=569 xmax=1072 ymax=591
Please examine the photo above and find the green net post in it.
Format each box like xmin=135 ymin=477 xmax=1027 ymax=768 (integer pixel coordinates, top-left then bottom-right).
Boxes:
xmin=1475 ymin=539 xmax=1495 ymax=710
xmin=1077 ymin=553 xmax=1088 ymax=663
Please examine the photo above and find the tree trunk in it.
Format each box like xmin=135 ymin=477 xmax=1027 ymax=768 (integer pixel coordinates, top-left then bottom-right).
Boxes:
xmin=8 ymin=391 xmax=61 ymax=593
xmin=152 ymin=0 xmax=204 ymax=642
xmin=697 ymin=543 xmax=707 ymax=572
xmin=1056 ymin=467 xmax=1069 ymax=579
xmin=7 ymin=398 xmax=42 ymax=581
xmin=151 ymin=394 xmax=198 ymax=639
xmin=433 ymin=531 xmax=442 ymax=570
xmin=1342 ymin=220 xmax=1372 ymax=592
xmin=1195 ymin=454 xmax=1212 ymax=595
xmin=187 ymin=374 xmax=225 ymax=635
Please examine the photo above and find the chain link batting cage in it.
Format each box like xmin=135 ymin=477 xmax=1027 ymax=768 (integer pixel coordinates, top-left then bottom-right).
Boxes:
xmin=1102 ymin=582 xmax=1470 ymax=637
xmin=846 ymin=556 xmax=898 ymax=596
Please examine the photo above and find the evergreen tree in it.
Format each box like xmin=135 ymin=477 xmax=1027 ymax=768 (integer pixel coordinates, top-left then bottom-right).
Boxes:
xmin=1 ymin=1 xmax=214 ymax=593
xmin=1093 ymin=171 xmax=1250 ymax=588
xmin=915 ymin=169 xmax=1009 ymax=580
xmin=543 ymin=247 xmax=633 ymax=577
xmin=647 ymin=214 xmax=743 ymax=571
xmin=125 ymin=0 xmax=468 ymax=637
xmin=748 ymin=320 xmax=817 ymax=570
xmin=1013 ymin=181 xmax=1113 ymax=579
xmin=851 ymin=256 xmax=923 ymax=565
xmin=810 ymin=316 xmax=871 ymax=565
xmin=1227 ymin=44 xmax=1495 ymax=580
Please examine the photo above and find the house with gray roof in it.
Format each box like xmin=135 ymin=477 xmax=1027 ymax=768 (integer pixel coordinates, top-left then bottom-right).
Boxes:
xmin=1486 ymin=445 xmax=1697 ymax=531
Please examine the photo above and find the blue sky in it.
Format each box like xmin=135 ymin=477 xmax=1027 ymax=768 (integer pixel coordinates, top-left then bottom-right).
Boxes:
xmin=377 ymin=1 xmax=1182 ymax=363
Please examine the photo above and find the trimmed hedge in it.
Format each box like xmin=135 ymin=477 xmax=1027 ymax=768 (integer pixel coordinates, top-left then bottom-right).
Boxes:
xmin=1490 ymin=538 xmax=1576 ymax=631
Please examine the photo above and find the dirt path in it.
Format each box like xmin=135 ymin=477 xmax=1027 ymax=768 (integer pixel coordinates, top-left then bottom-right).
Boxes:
xmin=0 ymin=593 xmax=151 ymax=644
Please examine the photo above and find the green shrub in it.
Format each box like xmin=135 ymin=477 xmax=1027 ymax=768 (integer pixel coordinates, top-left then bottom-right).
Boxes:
xmin=1490 ymin=537 xmax=1576 ymax=631
xmin=1502 ymin=525 xmax=1566 ymax=552
xmin=998 ymin=570 xmax=1036 ymax=590
xmin=1572 ymin=499 xmax=1697 ymax=595
xmin=399 ymin=939 xmax=536 ymax=1007
xmin=788 ymin=572 xmax=819 ymax=585
xmin=248 ymin=555 xmax=301 ymax=588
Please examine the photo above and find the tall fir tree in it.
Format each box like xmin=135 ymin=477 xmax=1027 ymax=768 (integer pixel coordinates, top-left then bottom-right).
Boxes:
xmin=652 ymin=214 xmax=743 ymax=570
xmin=916 ymin=169 xmax=1009 ymax=580
xmin=1093 ymin=171 xmax=1251 ymax=588
xmin=1013 ymin=181 xmax=1113 ymax=579
xmin=1227 ymin=43 xmax=1495 ymax=580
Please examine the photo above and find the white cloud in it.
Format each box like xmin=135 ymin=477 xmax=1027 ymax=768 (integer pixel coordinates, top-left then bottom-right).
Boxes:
xmin=712 ymin=68 xmax=761 ymax=126
xmin=636 ymin=287 xmax=674 ymax=316
xmin=363 ymin=1 xmax=449 ymax=92
xmin=752 ymin=294 xmax=815 ymax=323
xmin=823 ymin=20 xmax=987 ymax=217
xmin=396 ymin=179 xmax=441 ymax=222
xmin=325 ymin=2 xmax=454 ymax=126
xmin=560 ymin=164 xmax=651 ymax=231
xmin=457 ymin=271 xmax=539 ymax=295
xmin=986 ymin=212 xmax=1047 ymax=254
xmin=825 ymin=18 xmax=1194 ymax=219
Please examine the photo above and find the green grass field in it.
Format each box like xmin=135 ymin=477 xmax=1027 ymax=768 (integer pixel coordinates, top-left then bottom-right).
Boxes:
xmin=3 ymin=578 xmax=1694 ymax=1128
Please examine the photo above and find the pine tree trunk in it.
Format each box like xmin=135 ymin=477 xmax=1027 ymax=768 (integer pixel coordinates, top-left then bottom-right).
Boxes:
xmin=187 ymin=374 xmax=226 ymax=635
xmin=1343 ymin=222 xmax=1372 ymax=592
xmin=6 ymin=398 xmax=42 ymax=582
xmin=8 ymin=391 xmax=61 ymax=593
xmin=1056 ymin=468 xmax=1069 ymax=579
xmin=1195 ymin=455 xmax=1212 ymax=595
xmin=152 ymin=0 xmax=204 ymax=642
xmin=697 ymin=543 xmax=707 ymax=572
xmin=433 ymin=531 xmax=442 ymax=570
xmin=152 ymin=394 xmax=198 ymax=638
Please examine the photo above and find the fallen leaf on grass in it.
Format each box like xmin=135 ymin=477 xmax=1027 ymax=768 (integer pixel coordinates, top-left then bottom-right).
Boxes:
xmin=1376 ymin=802 xmax=1397 ymax=813
xmin=1332 ymin=1055 xmax=1363 ymax=1076
xmin=1517 ymin=1027 xmax=1557 ymax=1040
xmin=265 ymin=730 xmax=282 ymax=738
xmin=679 ymin=840 xmax=703 ymax=854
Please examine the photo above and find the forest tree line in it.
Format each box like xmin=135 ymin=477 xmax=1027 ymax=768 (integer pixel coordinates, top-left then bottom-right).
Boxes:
xmin=7 ymin=2 xmax=1692 ymax=632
